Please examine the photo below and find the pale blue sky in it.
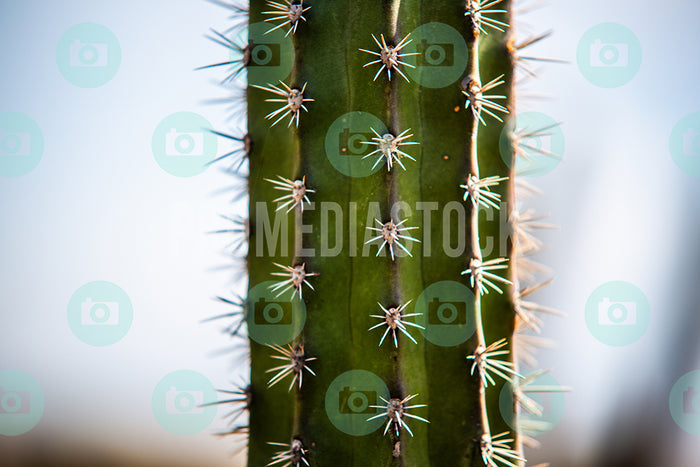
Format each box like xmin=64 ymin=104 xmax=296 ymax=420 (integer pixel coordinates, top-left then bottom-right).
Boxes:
xmin=1 ymin=0 xmax=699 ymax=465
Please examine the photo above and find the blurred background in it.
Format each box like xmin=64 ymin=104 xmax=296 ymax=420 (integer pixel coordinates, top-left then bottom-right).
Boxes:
xmin=1 ymin=0 xmax=699 ymax=466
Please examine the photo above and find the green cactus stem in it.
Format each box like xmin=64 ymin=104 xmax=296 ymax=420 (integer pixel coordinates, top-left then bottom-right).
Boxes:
xmin=204 ymin=0 xmax=561 ymax=465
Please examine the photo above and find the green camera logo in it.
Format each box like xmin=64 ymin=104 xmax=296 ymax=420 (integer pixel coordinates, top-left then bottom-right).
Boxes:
xmin=236 ymin=22 xmax=295 ymax=86
xmin=57 ymin=23 xmax=121 ymax=88
xmin=670 ymin=370 xmax=700 ymax=435
xmin=254 ymin=298 xmax=292 ymax=325
xmin=404 ymin=22 xmax=469 ymax=88
xmin=338 ymin=386 xmax=377 ymax=415
xmin=152 ymin=111 xmax=217 ymax=177
xmin=670 ymin=111 xmax=700 ymax=177
xmin=427 ymin=297 xmax=467 ymax=325
xmin=499 ymin=372 xmax=567 ymax=437
xmin=338 ymin=127 xmax=373 ymax=158
xmin=577 ymin=23 xmax=641 ymax=88
xmin=499 ymin=111 xmax=564 ymax=177
xmin=414 ymin=281 xmax=476 ymax=347
xmin=584 ymin=281 xmax=650 ymax=347
xmin=325 ymin=369 xmax=390 ymax=436
xmin=152 ymin=370 xmax=217 ymax=436
xmin=67 ymin=281 xmax=133 ymax=346
xmin=416 ymin=40 xmax=454 ymax=67
xmin=0 ymin=112 xmax=44 ymax=177
xmin=245 ymin=281 xmax=306 ymax=346
xmin=325 ymin=111 xmax=387 ymax=178
xmin=0 ymin=370 xmax=44 ymax=436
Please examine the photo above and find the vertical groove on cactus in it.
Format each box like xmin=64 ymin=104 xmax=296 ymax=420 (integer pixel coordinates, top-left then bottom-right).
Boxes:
xmin=203 ymin=0 xmax=562 ymax=465
xmin=387 ymin=16 xmax=408 ymax=459
xmin=295 ymin=2 xmax=397 ymax=464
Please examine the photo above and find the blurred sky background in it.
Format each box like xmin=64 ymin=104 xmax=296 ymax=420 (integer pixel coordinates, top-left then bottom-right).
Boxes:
xmin=1 ymin=0 xmax=700 ymax=466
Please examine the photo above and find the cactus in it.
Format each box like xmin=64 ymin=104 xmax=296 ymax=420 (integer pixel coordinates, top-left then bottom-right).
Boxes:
xmin=204 ymin=0 xmax=563 ymax=465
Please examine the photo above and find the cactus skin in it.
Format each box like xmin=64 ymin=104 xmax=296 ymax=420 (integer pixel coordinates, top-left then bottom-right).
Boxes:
xmin=236 ymin=0 xmax=526 ymax=466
